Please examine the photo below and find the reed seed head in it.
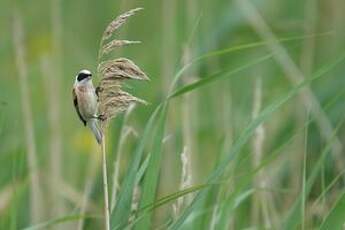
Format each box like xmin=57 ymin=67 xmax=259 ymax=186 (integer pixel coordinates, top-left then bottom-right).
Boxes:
xmin=101 ymin=40 xmax=141 ymax=57
xmin=97 ymin=8 xmax=148 ymax=125
xmin=101 ymin=8 xmax=143 ymax=42
xmin=98 ymin=58 xmax=149 ymax=81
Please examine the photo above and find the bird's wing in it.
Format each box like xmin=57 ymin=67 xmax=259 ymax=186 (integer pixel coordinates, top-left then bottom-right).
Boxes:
xmin=72 ymin=87 xmax=87 ymax=126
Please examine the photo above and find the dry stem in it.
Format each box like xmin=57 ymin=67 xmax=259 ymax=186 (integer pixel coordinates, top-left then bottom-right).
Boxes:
xmin=101 ymin=132 xmax=110 ymax=230
xmin=49 ymin=0 xmax=65 ymax=218
xmin=96 ymin=8 xmax=148 ymax=229
xmin=78 ymin=143 xmax=100 ymax=230
xmin=251 ymin=77 xmax=272 ymax=228
xmin=12 ymin=10 xmax=44 ymax=224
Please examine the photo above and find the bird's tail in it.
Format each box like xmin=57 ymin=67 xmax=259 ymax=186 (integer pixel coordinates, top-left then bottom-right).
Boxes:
xmin=87 ymin=119 xmax=103 ymax=144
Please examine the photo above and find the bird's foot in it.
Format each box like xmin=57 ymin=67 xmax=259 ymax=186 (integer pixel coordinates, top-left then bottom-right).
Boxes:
xmin=97 ymin=114 xmax=106 ymax=121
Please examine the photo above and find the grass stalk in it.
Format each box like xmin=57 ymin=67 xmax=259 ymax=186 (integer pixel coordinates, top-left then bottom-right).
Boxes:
xmin=301 ymin=111 xmax=309 ymax=230
xmin=180 ymin=47 xmax=197 ymax=208
xmin=300 ymin=0 xmax=317 ymax=76
xmin=251 ymin=77 xmax=266 ymax=225
xmin=103 ymin=4 xmax=134 ymax=213
xmin=173 ymin=146 xmax=191 ymax=219
xmin=162 ymin=0 xmax=177 ymax=91
xmin=179 ymin=0 xmax=199 ymax=208
xmin=12 ymin=10 xmax=44 ymax=224
xmin=40 ymin=57 xmax=65 ymax=222
xmin=160 ymin=0 xmax=178 ymax=223
xmin=77 ymin=144 xmax=100 ymax=230
xmin=49 ymin=0 xmax=65 ymax=218
xmin=101 ymin=134 xmax=110 ymax=230
xmin=110 ymin=126 xmax=132 ymax=210
xmin=236 ymin=0 xmax=345 ymax=181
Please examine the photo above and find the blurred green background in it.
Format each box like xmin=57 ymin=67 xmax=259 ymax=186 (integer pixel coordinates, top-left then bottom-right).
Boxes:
xmin=1 ymin=0 xmax=345 ymax=229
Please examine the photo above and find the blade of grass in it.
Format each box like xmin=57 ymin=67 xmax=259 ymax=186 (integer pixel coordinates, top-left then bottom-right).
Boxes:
xmin=140 ymin=184 xmax=209 ymax=214
xmin=134 ymin=103 xmax=168 ymax=230
xmin=135 ymin=153 xmax=151 ymax=185
xmin=169 ymin=52 xmax=273 ymax=98
xmin=23 ymin=215 xmax=98 ymax=230
xmin=111 ymin=106 xmax=136 ymax=212
xmin=169 ymin=53 xmax=345 ymax=229
xmin=319 ymin=191 xmax=345 ymax=230
xmin=216 ymin=188 xmax=254 ymax=227
xmin=237 ymin=0 xmax=345 ymax=186
xmin=169 ymin=32 xmax=332 ymax=91
xmin=301 ymin=111 xmax=309 ymax=230
xmin=122 ymin=184 xmax=209 ymax=230
xmin=110 ymin=105 xmax=162 ymax=229
xmin=215 ymin=87 xmax=344 ymax=230
xmin=283 ymin=117 xmax=345 ymax=230
xmin=312 ymin=169 xmax=345 ymax=209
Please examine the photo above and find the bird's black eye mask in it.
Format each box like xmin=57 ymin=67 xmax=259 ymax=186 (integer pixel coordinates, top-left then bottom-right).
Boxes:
xmin=77 ymin=72 xmax=92 ymax=82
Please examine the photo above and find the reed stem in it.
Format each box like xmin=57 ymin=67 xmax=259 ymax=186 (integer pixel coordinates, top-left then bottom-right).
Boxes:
xmin=12 ymin=10 xmax=44 ymax=224
xmin=101 ymin=134 xmax=110 ymax=230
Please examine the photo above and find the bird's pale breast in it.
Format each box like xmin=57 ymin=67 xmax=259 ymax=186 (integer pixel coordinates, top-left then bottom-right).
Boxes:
xmin=76 ymin=84 xmax=98 ymax=119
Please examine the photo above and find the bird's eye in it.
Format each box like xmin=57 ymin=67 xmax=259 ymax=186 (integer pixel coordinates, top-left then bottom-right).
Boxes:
xmin=77 ymin=73 xmax=91 ymax=81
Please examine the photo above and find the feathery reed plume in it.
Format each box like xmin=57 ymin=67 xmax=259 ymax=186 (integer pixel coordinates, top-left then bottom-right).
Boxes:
xmin=180 ymin=45 xmax=196 ymax=207
xmin=128 ymin=185 xmax=141 ymax=224
xmin=179 ymin=0 xmax=198 ymax=215
xmin=98 ymin=8 xmax=143 ymax=61
xmin=12 ymin=10 xmax=45 ymax=224
xmin=101 ymin=40 xmax=141 ymax=56
xmin=101 ymin=8 xmax=143 ymax=42
xmin=173 ymin=147 xmax=192 ymax=218
xmin=95 ymin=8 xmax=148 ymax=230
xmin=251 ymin=77 xmax=271 ymax=227
xmin=98 ymin=58 xmax=149 ymax=81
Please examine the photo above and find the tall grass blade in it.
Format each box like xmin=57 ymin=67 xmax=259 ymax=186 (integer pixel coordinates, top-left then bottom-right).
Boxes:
xmin=122 ymin=184 xmax=209 ymax=230
xmin=169 ymin=53 xmax=345 ymax=229
xmin=134 ymin=103 xmax=167 ymax=230
xmin=312 ymin=169 xmax=345 ymax=209
xmin=23 ymin=215 xmax=97 ymax=230
xmin=319 ymin=191 xmax=345 ymax=230
xmin=110 ymin=105 xmax=162 ymax=229
xmin=170 ymin=32 xmax=332 ymax=90
xmin=283 ymin=117 xmax=345 ymax=230
xmin=12 ymin=10 xmax=44 ymax=224
xmin=169 ymin=53 xmax=273 ymax=98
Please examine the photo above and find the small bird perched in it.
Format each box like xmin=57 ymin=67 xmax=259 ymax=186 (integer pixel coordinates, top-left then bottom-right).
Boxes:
xmin=72 ymin=69 xmax=103 ymax=144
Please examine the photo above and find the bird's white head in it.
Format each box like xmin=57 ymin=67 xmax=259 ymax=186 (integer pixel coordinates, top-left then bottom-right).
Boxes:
xmin=76 ymin=69 xmax=92 ymax=84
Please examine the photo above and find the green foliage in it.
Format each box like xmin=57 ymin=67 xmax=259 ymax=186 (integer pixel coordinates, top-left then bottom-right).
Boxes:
xmin=2 ymin=0 xmax=345 ymax=229
xmin=134 ymin=103 xmax=167 ymax=230
xmin=110 ymin=106 xmax=162 ymax=229
xmin=320 ymin=192 xmax=345 ymax=230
